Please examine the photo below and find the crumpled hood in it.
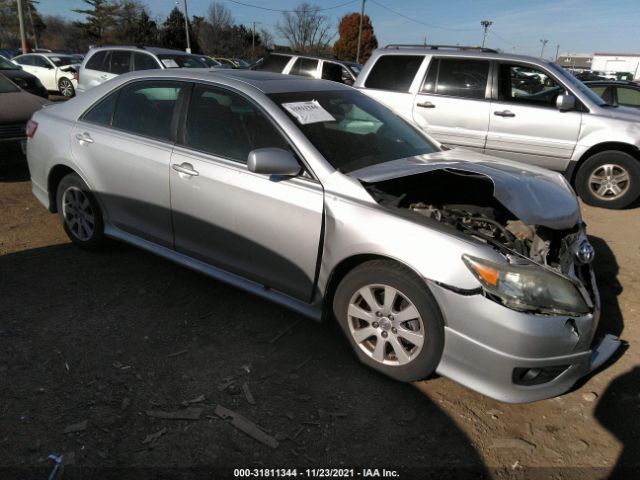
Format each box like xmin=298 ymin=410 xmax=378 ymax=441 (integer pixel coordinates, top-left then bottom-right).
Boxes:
xmin=350 ymin=149 xmax=580 ymax=230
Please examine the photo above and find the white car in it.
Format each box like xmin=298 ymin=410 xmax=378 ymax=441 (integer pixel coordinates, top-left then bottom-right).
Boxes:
xmin=12 ymin=53 xmax=79 ymax=98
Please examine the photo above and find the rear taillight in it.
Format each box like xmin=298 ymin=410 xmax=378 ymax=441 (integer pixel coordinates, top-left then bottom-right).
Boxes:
xmin=26 ymin=119 xmax=38 ymax=138
xmin=74 ymin=71 xmax=79 ymax=81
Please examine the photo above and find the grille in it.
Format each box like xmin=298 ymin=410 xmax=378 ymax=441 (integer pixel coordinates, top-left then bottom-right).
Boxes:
xmin=0 ymin=123 xmax=26 ymax=140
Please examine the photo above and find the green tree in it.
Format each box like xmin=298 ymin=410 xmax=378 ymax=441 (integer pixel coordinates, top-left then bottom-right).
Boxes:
xmin=72 ymin=0 xmax=120 ymax=42
xmin=159 ymin=6 xmax=199 ymax=53
xmin=333 ymin=12 xmax=378 ymax=63
xmin=115 ymin=0 xmax=157 ymax=45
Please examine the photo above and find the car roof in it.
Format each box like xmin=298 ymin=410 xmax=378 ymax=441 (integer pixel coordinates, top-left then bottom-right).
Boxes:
xmin=113 ymin=68 xmax=351 ymax=94
xmin=583 ymin=80 xmax=639 ymax=86
xmin=87 ymin=46 xmax=196 ymax=56
xmin=267 ymin=52 xmax=360 ymax=66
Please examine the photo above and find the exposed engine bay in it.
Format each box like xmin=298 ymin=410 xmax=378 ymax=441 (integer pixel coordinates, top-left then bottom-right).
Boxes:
xmin=365 ymin=169 xmax=590 ymax=279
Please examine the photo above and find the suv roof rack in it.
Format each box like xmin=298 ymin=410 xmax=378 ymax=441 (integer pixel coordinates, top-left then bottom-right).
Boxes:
xmin=384 ymin=44 xmax=499 ymax=53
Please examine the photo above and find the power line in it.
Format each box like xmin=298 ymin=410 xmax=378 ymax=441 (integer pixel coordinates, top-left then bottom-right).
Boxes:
xmin=489 ymin=30 xmax=516 ymax=48
xmin=369 ymin=0 xmax=475 ymax=31
xmin=224 ymin=0 xmax=358 ymax=13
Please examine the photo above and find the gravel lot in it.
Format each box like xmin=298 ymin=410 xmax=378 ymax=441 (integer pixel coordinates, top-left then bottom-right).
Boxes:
xmin=1 ymin=146 xmax=638 ymax=479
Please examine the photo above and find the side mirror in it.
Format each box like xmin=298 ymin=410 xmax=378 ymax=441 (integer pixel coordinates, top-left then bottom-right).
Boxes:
xmin=556 ymin=94 xmax=576 ymax=111
xmin=247 ymin=148 xmax=301 ymax=176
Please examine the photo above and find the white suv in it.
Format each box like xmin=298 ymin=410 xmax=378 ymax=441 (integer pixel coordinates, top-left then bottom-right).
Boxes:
xmin=77 ymin=46 xmax=208 ymax=94
xmin=355 ymin=45 xmax=640 ymax=209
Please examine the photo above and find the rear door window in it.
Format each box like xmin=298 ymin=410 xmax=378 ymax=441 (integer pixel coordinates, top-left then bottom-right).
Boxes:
xmin=109 ymin=51 xmax=132 ymax=74
xmin=364 ymin=55 xmax=423 ymax=92
xmin=498 ymin=64 xmax=562 ymax=107
xmin=256 ymin=55 xmax=291 ymax=72
xmin=85 ymin=51 xmax=107 ymax=71
xmin=289 ymin=58 xmax=319 ymax=78
xmin=427 ymin=58 xmax=489 ymax=99
xmin=82 ymin=91 xmax=119 ymax=126
xmin=616 ymin=86 xmax=640 ymax=107
xmin=111 ymin=81 xmax=185 ymax=141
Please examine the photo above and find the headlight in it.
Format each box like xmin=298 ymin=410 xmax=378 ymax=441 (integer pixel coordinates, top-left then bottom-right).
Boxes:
xmin=462 ymin=254 xmax=591 ymax=316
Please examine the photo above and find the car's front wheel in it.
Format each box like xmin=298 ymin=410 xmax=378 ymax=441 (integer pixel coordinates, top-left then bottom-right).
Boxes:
xmin=58 ymin=77 xmax=75 ymax=98
xmin=575 ymin=151 xmax=640 ymax=209
xmin=333 ymin=260 xmax=444 ymax=382
xmin=56 ymin=173 xmax=104 ymax=249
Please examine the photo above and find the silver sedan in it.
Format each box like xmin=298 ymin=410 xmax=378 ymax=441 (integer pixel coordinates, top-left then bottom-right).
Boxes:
xmin=26 ymin=69 xmax=620 ymax=403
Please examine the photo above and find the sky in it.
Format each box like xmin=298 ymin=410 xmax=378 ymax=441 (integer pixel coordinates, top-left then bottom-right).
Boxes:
xmin=37 ymin=0 xmax=640 ymax=58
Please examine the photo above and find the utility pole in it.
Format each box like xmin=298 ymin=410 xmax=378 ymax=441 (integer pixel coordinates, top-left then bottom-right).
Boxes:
xmin=16 ymin=0 xmax=28 ymax=54
xmin=26 ymin=0 xmax=38 ymax=49
xmin=356 ymin=0 xmax=366 ymax=64
xmin=480 ymin=20 xmax=492 ymax=49
xmin=252 ymin=21 xmax=261 ymax=58
xmin=555 ymin=44 xmax=560 ymax=61
xmin=540 ymin=39 xmax=548 ymax=58
xmin=182 ymin=0 xmax=191 ymax=53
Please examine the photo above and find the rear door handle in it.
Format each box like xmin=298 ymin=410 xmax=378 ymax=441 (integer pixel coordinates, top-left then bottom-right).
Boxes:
xmin=75 ymin=132 xmax=94 ymax=144
xmin=416 ymin=101 xmax=436 ymax=108
xmin=494 ymin=110 xmax=516 ymax=117
xmin=172 ymin=163 xmax=199 ymax=176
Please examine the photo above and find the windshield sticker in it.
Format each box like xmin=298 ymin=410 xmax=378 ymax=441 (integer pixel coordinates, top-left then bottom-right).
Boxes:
xmin=161 ymin=59 xmax=180 ymax=68
xmin=282 ymin=100 xmax=335 ymax=124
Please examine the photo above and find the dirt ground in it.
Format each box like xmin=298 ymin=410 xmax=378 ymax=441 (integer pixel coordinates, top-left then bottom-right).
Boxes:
xmin=1 ymin=147 xmax=639 ymax=480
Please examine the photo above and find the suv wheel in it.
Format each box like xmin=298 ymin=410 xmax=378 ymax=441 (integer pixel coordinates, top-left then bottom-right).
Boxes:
xmin=56 ymin=173 xmax=104 ymax=249
xmin=58 ymin=78 xmax=75 ymax=98
xmin=333 ymin=260 xmax=444 ymax=382
xmin=576 ymin=151 xmax=640 ymax=209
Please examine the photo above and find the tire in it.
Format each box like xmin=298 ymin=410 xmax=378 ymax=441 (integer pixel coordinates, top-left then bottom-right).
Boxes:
xmin=575 ymin=150 xmax=640 ymax=209
xmin=56 ymin=173 xmax=105 ymax=249
xmin=58 ymin=77 xmax=75 ymax=98
xmin=333 ymin=260 xmax=445 ymax=382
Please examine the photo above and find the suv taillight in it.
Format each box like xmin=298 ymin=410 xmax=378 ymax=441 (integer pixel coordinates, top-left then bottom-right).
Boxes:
xmin=26 ymin=119 xmax=38 ymax=138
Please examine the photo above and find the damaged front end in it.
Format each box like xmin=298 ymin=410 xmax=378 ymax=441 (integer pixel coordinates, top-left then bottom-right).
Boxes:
xmin=357 ymin=161 xmax=597 ymax=318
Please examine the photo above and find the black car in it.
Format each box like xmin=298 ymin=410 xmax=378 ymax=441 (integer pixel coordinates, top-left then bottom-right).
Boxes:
xmin=0 ymin=56 xmax=48 ymax=98
xmin=584 ymin=80 xmax=640 ymax=108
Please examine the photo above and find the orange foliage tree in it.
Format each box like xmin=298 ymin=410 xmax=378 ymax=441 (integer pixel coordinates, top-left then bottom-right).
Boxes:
xmin=333 ymin=12 xmax=378 ymax=63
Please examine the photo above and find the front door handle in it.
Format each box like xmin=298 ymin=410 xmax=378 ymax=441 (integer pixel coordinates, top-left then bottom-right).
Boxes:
xmin=75 ymin=132 xmax=94 ymax=144
xmin=172 ymin=163 xmax=199 ymax=176
xmin=494 ymin=110 xmax=516 ymax=117
xmin=416 ymin=101 xmax=436 ymax=108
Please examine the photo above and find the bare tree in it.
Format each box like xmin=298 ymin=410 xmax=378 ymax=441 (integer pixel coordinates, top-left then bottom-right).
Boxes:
xmin=207 ymin=1 xmax=233 ymax=31
xmin=276 ymin=2 xmax=332 ymax=54
xmin=259 ymin=27 xmax=274 ymax=50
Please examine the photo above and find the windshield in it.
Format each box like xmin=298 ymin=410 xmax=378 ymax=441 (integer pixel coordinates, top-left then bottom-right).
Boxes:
xmin=0 ymin=57 xmax=19 ymax=70
xmin=348 ymin=64 xmax=362 ymax=75
xmin=0 ymin=74 xmax=20 ymax=93
xmin=197 ymin=56 xmax=220 ymax=67
xmin=49 ymin=56 xmax=76 ymax=67
xmin=157 ymin=54 xmax=208 ymax=68
xmin=269 ymin=90 xmax=439 ymax=173
xmin=548 ymin=62 xmax=607 ymax=106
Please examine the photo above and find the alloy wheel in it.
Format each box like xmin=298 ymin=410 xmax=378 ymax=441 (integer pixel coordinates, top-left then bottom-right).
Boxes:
xmin=62 ymin=186 xmax=95 ymax=241
xmin=347 ymin=284 xmax=425 ymax=366
xmin=59 ymin=78 xmax=74 ymax=97
xmin=588 ymin=163 xmax=631 ymax=201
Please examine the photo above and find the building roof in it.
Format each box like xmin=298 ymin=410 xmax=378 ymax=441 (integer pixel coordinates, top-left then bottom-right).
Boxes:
xmin=593 ymin=53 xmax=640 ymax=57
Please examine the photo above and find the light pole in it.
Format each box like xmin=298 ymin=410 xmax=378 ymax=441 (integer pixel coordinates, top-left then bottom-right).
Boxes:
xmin=180 ymin=0 xmax=191 ymax=53
xmin=356 ymin=0 xmax=366 ymax=64
xmin=480 ymin=20 xmax=492 ymax=49
xmin=540 ymin=39 xmax=548 ymax=58
xmin=252 ymin=21 xmax=262 ymax=58
xmin=16 ymin=0 xmax=28 ymax=54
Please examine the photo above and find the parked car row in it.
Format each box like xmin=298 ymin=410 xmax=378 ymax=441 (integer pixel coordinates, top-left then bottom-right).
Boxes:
xmin=254 ymin=52 xmax=362 ymax=85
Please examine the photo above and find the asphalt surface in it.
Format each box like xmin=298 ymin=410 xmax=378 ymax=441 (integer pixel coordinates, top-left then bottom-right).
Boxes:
xmin=1 ymin=143 xmax=639 ymax=480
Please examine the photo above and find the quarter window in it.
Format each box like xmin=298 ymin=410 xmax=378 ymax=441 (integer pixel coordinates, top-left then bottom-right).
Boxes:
xmin=112 ymin=81 xmax=185 ymax=141
xmin=498 ymin=64 xmax=562 ymax=107
xmin=85 ymin=51 xmax=107 ymax=71
xmin=364 ymin=55 xmax=423 ymax=92
xmin=289 ymin=58 xmax=319 ymax=78
xmin=82 ymin=91 xmax=119 ymax=126
xmin=182 ymin=84 xmax=289 ymax=163
xmin=109 ymin=51 xmax=132 ymax=74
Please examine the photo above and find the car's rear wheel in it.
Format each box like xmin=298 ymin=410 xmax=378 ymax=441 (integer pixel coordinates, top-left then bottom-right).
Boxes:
xmin=58 ymin=77 xmax=75 ymax=98
xmin=56 ymin=173 xmax=104 ymax=249
xmin=575 ymin=150 xmax=640 ymax=209
xmin=333 ymin=260 xmax=444 ymax=382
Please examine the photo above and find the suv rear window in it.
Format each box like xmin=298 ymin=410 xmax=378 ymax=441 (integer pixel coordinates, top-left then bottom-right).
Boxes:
xmin=257 ymin=55 xmax=291 ymax=73
xmin=422 ymin=58 xmax=489 ymax=99
xmin=289 ymin=58 xmax=319 ymax=78
xmin=364 ymin=55 xmax=423 ymax=92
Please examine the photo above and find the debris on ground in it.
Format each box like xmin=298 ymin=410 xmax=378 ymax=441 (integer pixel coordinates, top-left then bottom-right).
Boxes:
xmin=142 ymin=427 xmax=167 ymax=445
xmin=166 ymin=349 xmax=188 ymax=358
xmin=227 ymin=384 xmax=241 ymax=396
xmin=63 ymin=420 xmax=88 ymax=434
xmin=214 ymin=404 xmax=279 ymax=449
xmin=269 ymin=320 xmax=302 ymax=344
xmin=181 ymin=394 xmax=205 ymax=407
xmin=582 ymin=392 xmax=599 ymax=402
xmin=488 ymin=438 xmax=536 ymax=454
xmin=291 ymin=356 xmax=313 ymax=372
xmin=217 ymin=378 xmax=235 ymax=392
xmin=292 ymin=426 xmax=304 ymax=439
xmin=145 ymin=407 xmax=202 ymax=421
xmin=47 ymin=454 xmax=64 ymax=480
xmin=242 ymin=383 xmax=256 ymax=405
